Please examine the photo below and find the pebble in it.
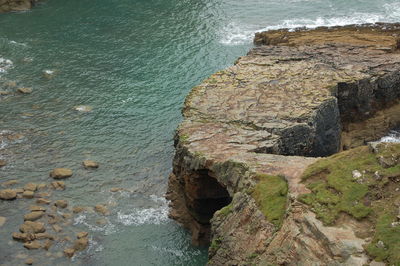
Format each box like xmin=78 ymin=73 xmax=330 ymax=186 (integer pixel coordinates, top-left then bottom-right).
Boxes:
xmin=110 ymin=187 xmax=123 ymax=192
xmin=0 ymin=159 xmax=6 ymax=167
xmin=74 ymin=105 xmax=92 ymax=112
xmin=73 ymin=237 xmax=89 ymax=251
xmin=76 ymin=232 xmax=88 ymax=239
xmin=50 ymin=168 xmax=73 ymax=179
xmin=20 ymin=221 xmax=45 ymax=234
xmin=37 ymin=184 xmax=47 ymax=190
xmin=72 ymin=206 xmax=85 ymax=213
xmin=29 ymin=206 xmax=46 ymax=212
xmin=52 ymin=224 xmax=62 ymax=233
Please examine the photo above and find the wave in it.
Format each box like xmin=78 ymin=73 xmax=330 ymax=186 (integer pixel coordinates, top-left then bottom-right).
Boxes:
xmin=0 ymin=57 xmax=13 ymax=75
xmin=379 ymin=129 xmax=400 ymax=143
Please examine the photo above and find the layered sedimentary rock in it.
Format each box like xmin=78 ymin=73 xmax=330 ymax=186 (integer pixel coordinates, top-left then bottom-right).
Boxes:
xmin=167 ymin=24 xmax=400 ymax=265
xmin=0 ymin=0 xmax=39 ymax=13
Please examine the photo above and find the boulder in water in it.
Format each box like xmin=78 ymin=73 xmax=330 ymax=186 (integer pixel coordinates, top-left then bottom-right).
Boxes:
xmin=17 ymin=87 xmax=32 ymax=94
xmin=0 ymin=189 xmax=17 ymax=200
xmin=50 ymin=168 xmax=72 ymax=179
xmin=83 ymin=160 xmax=99 ymax=169
xmin=74 ymin=105 xmax=93 ymax=112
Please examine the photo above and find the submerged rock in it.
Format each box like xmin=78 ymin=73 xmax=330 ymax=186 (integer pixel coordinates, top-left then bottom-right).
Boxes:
xmin=23 ymin=241 xmax=41 ymax=250
xmin=23 ymin=183 xmax=37 ymax=192
xmin=82 ymin=160 xmax=99 ymax=169
xmin=54 ymin=200 xmax=68 ymax=209
xmin=24 ymin=211 xmax=44 ymax=221
xmin=17 ymin=87 xmax=32 ymax=94
xmin=50 ymin=168 xmax=72 ymax=179
xmin=63 ymin=248 xmax=74 ymax=258
xmin=0 ymin=216 xmax=6 ymax=227
xmin=73 ymin=237 xmax=88 ymax=251
xmin=94 ymin=204 xmax=110 ymax=215
xmin=50 ymin=181 xmax=65 ymax=190
xmin=20 ymin=221 xmax=45 ymax=234
xmin=74 ymin=105 xmax=93 ymax=112
xmin=0 ymin=159 xmax=6 ymax=167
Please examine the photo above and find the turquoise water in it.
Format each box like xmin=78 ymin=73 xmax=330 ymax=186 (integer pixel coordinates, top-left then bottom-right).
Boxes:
xmin=1 ymin=0 xmax=400 ymax=265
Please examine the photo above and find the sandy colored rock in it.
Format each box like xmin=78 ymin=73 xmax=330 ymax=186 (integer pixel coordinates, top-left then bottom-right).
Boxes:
xmin=94 ymin=204 xmax=110 ymax=215
xmin=29 ymin=206 xmax=46 ymax=212
xmin=6 ymin=133 xmax=24 ymax=141
xmin=63 ymin=248 xmax=75 ymax=258
xmin=0 ymin=189 xmax=17 ymax=200
xmin=23 ymin=241 xmax=41 ymax=250
xmin=55 ymin=200 xmax=68 ymax=208
xmin=0 ymin=159 xmax=6 ymax=167
xmin=43 ymin=239 xmax=53 ymax=250
xmin=35 ymin=233 xmax=54 ymax=240
xmin=61 ymin=213 xmax=72 ymax=219
xmin=2 ymin=180 xmax=18 ymax=186
xmin=37 ymin=183 xmax=47 ymax=190
xmin=17 ymin=87 xmax=32 ymax=94
xmin=0 ymin=216 xmax=6 ymax=227
xmin=73 ymin=237 xmax=89 ymax=251
xmin=76 ymin=231 xmax=88 ymax=239
xmin=83 ymin=160 xmax=99 ymax=169
xmin=24 ymin=211 xmax=44 ymax=221
xmin=72 ymin=206 xmax=85 ymax=213
xmin=110 ymin=187 xmax=123 ymax=192
xmin=36 ymin=198 xmax=50 ymax=205
xmin=50 ymin=168 xmax=72 ymax=179
xmin=25 ymin=258 xmax=34 ymax=265
xmin=50 ymin=181 xmax=65 ymax=190
xmin=24 ymin=183 xmax=37 ymax=192
xmin=15 ymin=188 xmax=24 ymax=194
xmin=52 ymin=224 xmax=62 ymax=233
xmin=20 ymin=221 xmax=45 ymax=234
xmin=36 ymin=192 xmax=51 ymax=198
xmin=12 ymin=232 xmax=34 ymax=242
xmin=22 ymin=191 xmax=34 ymax=199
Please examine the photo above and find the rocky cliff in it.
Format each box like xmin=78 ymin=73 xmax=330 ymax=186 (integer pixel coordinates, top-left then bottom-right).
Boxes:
xmin=0 ymin=0 xmax=39 ymax=13
xmin=166 ymin=23 xmax=400 ymax=265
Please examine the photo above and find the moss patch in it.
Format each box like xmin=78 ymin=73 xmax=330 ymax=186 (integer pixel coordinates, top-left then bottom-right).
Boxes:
xmin=216 ymin=203 xmax=232 ymax=217
xmin=299 ymin=143 xmax=400 ymax=265
xmin=252 ymin=174 xmax=288 ymax=228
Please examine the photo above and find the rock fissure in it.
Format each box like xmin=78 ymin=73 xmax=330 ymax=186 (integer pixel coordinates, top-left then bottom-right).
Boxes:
xmin=167 ymin=24 xmax=400 ymax=265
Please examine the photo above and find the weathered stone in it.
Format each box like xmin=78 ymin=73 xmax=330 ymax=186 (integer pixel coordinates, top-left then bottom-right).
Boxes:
xmin=29 ymin=206 xmax=46 ymax=212
xmin=24 ymin=211 xmax=44 ymax=221
xmin=0 ymin=216 xmax=6 ymax=227
xmin=20 ymin=221 xmax=45 ymax=234
xmin=23 ymin=241 xmax=41 ymax=250
xmin=24 ymin=183 xmax=37 ymax=192
xmin=63 ymin=248 xmax=75 ymax=258
xmin=22 ymin=191 xmax=34 ymax=199
xmin=110 ymin=187 xmax=123 ymax=192
xmin=94 ymin=204 xmax=110 ymax=215
xmin=0 ymin=189 xmax=17 ymax=200
xmin=17 ymin=87 xmax=32 ymax=94
xmin=52 ymin=224 xmax=62 ymax=233
xmin=2 ymin=180 xmax=18 ymax=186
xmin=61 ymin=213 xmax=72 ymax=219
xmin=50 ymin=181 xmax=65 ymax=190
xmin=43 ymin=239 xmax=53 ymax=250
xmin=76 ymin=232 xmax=88 ymax=239
xmin=37 ymin=183 xmax=47 ymax=190
xmin=73 ymin=237 xmax=88 ymax=251
xmin=25 ymin=258 xmax=34 ymax=265
xmin=50 ymin=168 xmax=72 ymax=179
xmin=36 ymin=198 xmax=50 ymax=205
xmin=34 ymin=233 xmax=54 ymax=240
xmin=83 ymin=160 xmax=99 ymax=169
xmin=0 ymin=159 xmax=6 ymax=167
xmin=12 ymin=232 xmax=34 ymax=242
xmin=55 ymin=200 xmax=68 ymax=208
xmin=72 ymin=206 xmax=85 ymax=213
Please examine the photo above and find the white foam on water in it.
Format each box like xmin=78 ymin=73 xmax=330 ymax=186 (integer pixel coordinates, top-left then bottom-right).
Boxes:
xmin=9 ymin=40 xmax=27 ymax=47
xmin=0 ymin=57 xmax=13 ymax=75
xmin=379 ymin=130 xmax=400 ymax=143
xmin=219 ymin=22 xmax=255 ymax=45
xmin=73 ymin=214 xmax=117 ymax=235
xmin=117 ymin=196 xmax=170 ymax=226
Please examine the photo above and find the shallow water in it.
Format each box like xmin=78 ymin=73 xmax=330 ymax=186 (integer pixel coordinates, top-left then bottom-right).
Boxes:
xmin=1 ymin=0 xmax=400 ymax=265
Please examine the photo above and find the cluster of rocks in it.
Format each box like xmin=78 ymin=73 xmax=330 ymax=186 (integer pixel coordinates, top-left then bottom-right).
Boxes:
xmin=0 ymin=0 xmax=40 ymax=13
xmin=0 ymin=161 xmax=113 ymax=264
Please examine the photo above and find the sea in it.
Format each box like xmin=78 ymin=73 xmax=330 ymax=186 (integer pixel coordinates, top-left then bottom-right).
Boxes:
xmin=1 ymin=0 xmax=400 ymax=265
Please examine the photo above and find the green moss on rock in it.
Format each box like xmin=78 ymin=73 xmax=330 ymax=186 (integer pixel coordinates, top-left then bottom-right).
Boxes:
xmin=299 ymin=143 xmax=400 ymax=265
xmin=252 ymin=174 xmax=288 ymax=228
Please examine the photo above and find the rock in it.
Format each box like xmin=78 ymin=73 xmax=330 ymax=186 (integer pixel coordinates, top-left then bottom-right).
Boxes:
xmin=0 ymin=189 xmax=17 ymax=200
xmin=76 ymin=232 xmax=88 ymax=239
xmin=378 ymin=155 xmax=397 ymax=168
xmin=43 ymin=70 xmax=55 ymax=79
xmin=0 ymin=159 xmax=6 ymax=167
xmin=2 ymin=180 xmax=18 ymax=186
xmin=63 ymin=248 xmax=75 ymax=258
xmin=110 ymin=187 xmax=123 ymax=192
xmin=83 ymin=160 xmax=99 ymax=169
xmin=24 ymin=183 xmax=37 ymax=192
xmin=50 ymin=181 xmax=65 ymax=190
xmin=25 ymin=258 xmax=34 ymax=265
xmin=0 ymin=216 xmax=6 ymax=227
xmin=352 ymin=170 xmax=362 ymax=179
xmin=72 ymin=206 xmax=85 ymax=213
xmin=22 ymin=191 xmax=34 ymax=199
xmin=55 ymin=200 xmax=68 ymax=208
xmin=36 ymin=192 xmax=51 ymax=198
xmin=3 ymin=80 xmax=17 ymax=88
xmin=34 ymin=233 xmax=54 ymax=240
xmin=73 ymin=237 xmax=89 ymax=251
xmin=52 ymin=224 xmax=62 ymax=233
xmin=96 ymin=218 xmax=107 ymax=225
xmin=23 ymin=241 xmax=41 ymax=250
xmin=43 ymin=239 xmax=53 ymax=250
xmin=29 ymin=206 xmax=46 ymax=212
xmin=24 ymin=211 xmax=44 ymax=221
xmin=17 ymin=87 xmax=32 ymax=94
xmin=61 ymin=213 xmax=72 ymax=219
xmin=15 ymin=188 xmax=24 ymax=194
xmin=36 ymin=198 xmax=50 ymax=205
xmin=50 ymin=168 xmax=72 ymax=179
xmin=37 ymin=183 xmax=47 ymax=190
xmin=94 ymin=204 xmax=110 ymax=215
xmin=20 ymin=221 xmax=45 ymax=234
xmin=74 ymin=105 xmax=92 ymax=112
xmin=12 ymin=232 xmax=34 ymax=242
xmin=376 ymin=240 xmax=385 ymax=249
xmin=6 ymin=133 xmax=24 ymax=141
xmin=0 ymin=90 xmax=11 ymax=95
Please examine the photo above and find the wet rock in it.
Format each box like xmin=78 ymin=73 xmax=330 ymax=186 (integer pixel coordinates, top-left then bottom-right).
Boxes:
xmin=20 ymin=221 xmax=45 ymax=234
xmin=72 ymin=206 xmax=85 ymax=213
xmin=36 ymin=198 xmax=50 ymax=205
xmin=63 ymin=248 xmax=75 ymax=258
xmin=43 ymin=239 xmax=53 ymax=250
xmin=76 ymin=232 xmax=88 ymax=239
xmin=83 ymin=160 xmax=99 ymax=169
xmin=0 ymin=90 xmax=11 ymax=95
xmin=52 ymin=224 xmax=62 ymax=233
xmin=55 ymin=200 xmax=68 ymax=208
xmin=0 ymin=189 xmax=17 ymax=200
xmin=74 ymin=105 xmax=93 ymax=112
xmin=0 ymin=159 xmax=6 ymax=167
xmin=12 ymin=232 xmax=34 ymax=242
xmin=7 ymin=133 xmax=24 ymax=141
xmin=2 ymin=180 xmax=19 ymax=186
xmin=25 ymin=258 xmax=34 ymax=265
xmin=24 ymin=211 xmax=44 ymax=221
xmin=36 ymin=192 xmax=51 ymax=198
xmin=24 ymin=241 xmax=41 ymax=250
xmin=110 ymin=187 xmax=123 ymax=192
xmin=50 ymin=168 xmax=72 ymax=179
xmin=35 ymin=233 xmax=54 ymax=240
xmin=22 ymin=191 xmax=35 ymax=199
xmin=15 ymin=188 xmax=25 ymax=194
xmin=24 ymin=183 xmax=37 ymax=192
xmin=29 ymin=206 xmax=46 ymax=212
xmin=3 ymin=80 xmax=17 ymax=88
xmin=94 ymin=204 xmax=110 ymax=215
xmin=61 ymin=213 xmax=72 ymax=219
xmin=0 ymin=216 xmax=6 ymax=227
xmin=96 ymin=218 xmax=107 ymax=225
xmin=50 ymin=181 xmax=65 ymax=190
xmin=73 ymin=237 xmax=89 ymax=251
xmin=37 ymin=183 xmax=47 ymax=190
xmin=17 ymin=87 xmax=32 ymax=94
xmin=43 ymin=70 xmax=55 ymax=79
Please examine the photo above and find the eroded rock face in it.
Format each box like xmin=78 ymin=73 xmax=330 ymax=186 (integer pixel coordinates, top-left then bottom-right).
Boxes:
xmin=167 ymin=24 xmax=400 ymax=265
